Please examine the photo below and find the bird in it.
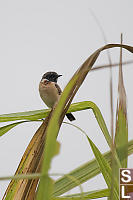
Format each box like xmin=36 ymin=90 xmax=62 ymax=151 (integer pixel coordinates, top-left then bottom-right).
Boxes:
xmin=39 ymin=71 xmax=75 ymax=121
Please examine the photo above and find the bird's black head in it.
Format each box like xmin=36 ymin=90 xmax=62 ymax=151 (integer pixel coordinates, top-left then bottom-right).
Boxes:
xmin=42 ymin=71 xmax=62 ymax=83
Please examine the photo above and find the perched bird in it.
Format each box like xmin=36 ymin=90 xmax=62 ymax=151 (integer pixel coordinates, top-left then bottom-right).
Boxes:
xmin=39 ymin=71 xmax=75 ymax=121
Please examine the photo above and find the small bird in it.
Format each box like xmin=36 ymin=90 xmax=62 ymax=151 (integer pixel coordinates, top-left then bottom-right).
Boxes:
xmin=39 ymin=71 xmax=75 ymax=121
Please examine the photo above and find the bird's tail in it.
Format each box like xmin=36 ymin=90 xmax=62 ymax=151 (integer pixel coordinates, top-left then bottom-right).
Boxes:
xmin=66 ymin=113 xmax=75 ymax=121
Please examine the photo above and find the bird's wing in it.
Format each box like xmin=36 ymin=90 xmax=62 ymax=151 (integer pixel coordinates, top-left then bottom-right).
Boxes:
xmin=55 ymin=83 xmax=62 ymax=95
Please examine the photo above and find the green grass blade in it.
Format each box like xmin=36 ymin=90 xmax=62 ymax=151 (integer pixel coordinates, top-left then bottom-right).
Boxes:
xmin=0 ymin=101 xmax=110 ymax=142
xmin=0 ymin=121 xmax=28 ymax=136
xmin=115 ymin=108 xmax=128 ymax=167
xmin=0 ymin=120 xmax=41 ymax=137
xmin=86 ymin=136 xmax=119 ymax=199
xmin=52 ymin=188 xmax=109 ymax=200
xmin=0 ymin=101 xmax=111 ymax=144
xmin=115 ymin=35 xmax=128 ymax=168
xmin=53 ymin=139 xmax=133 ymax=197
xmin=0 ymin=109 xmax=50 ymax=122
xmin=0 ymin=101 xmax=107 ymax=122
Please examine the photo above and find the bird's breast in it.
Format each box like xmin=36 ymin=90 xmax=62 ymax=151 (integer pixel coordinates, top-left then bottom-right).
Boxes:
xmin=39 ymin=81 xmax=60 ymax=108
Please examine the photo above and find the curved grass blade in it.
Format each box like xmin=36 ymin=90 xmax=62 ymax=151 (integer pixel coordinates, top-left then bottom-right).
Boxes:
xmin=52 ymin=188 xmax=109 ymax=200
xmin=87 ymin=137 xmax=119 ymax=199
xmin=0 ymin=100 xmax=123 ymax=146
xmin=110 ymin=36 xmax=128 ymax=199
xmin=0 ymin=109 xmax=50 ymax=122
xmin=0 ymin=100 xmax=124 ymax=144
xmin=0 ymin=121 xmax=28 ymax=137
xmin=69 ymin=101 xmax=121 ymax=168
xmin=92 ymin=59 xmax=133 ymax=71
xmin=115 ymin=35 xmax=128 ymax=168
xmin=0 ymin=120 xmax=41 ymax=137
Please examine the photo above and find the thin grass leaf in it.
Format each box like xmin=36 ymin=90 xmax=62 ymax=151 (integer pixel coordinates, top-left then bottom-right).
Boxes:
xmin=86 ymin=137 xmax=119 ymax=199
xmin=0 ymin=121 xmax=28 ymax=137
xmin=67 ymin=101 xmax=112 ymax=147
xmin=115 ymin=34 xmax=128 ymax=168
xmin=69 ymin=101 xmax=121 ymax=169
xmin=0 ymin=100 xmax=121 ymax=146
xmin=92 ymin=59 xmax=133 ymax=71
xmin=52 ymin=188 xmax=109 ymax=200
xmin=0 ymin=101 xmax=99 ymax=123
xmin=0 ymin=109 xmax=50 ymax=122
xmin=0 ymin=173 xmax=41 ymax=181
xmin=109 ymin=35 xmax=129 ymax=200
xmin=0 ymin=120 xmax=42 ymax=137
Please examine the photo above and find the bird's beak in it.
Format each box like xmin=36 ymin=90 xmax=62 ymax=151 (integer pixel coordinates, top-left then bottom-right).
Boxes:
xmin=58 ymin=75 xmax=62 ymax=78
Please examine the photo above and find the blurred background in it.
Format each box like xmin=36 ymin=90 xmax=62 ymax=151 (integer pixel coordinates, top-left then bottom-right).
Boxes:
xmin=0 ymin=0 xmax=133 ymax=199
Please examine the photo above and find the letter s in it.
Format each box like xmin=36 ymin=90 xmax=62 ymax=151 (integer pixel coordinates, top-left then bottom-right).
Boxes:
xmin=121 ymin=170 xmax=131 ymax=183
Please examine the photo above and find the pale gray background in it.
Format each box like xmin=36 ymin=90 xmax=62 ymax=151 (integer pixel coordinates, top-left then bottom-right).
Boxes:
xmin=0 ymin=0 xmax=133 ymax=199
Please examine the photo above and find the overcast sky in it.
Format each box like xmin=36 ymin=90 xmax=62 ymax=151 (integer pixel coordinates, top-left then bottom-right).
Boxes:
xmin=0 ymin=1 xmax=133 ymax=199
